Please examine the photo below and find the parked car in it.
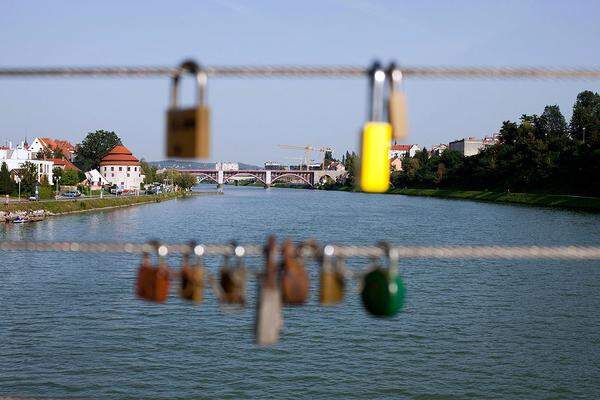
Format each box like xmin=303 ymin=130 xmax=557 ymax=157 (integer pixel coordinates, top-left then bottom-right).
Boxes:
xmin=28 ymin=196 xmax=38 ymax=201
xmin=62 ymin=191 xmax=81 ymax=198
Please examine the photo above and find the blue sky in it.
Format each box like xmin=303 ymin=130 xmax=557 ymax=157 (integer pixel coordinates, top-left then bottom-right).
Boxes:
xmin=1 ymin=0 xmax=599 ymax=165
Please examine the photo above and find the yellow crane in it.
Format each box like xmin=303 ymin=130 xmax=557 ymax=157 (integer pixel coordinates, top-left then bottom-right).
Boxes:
xmin=277 ymin=144 xmax=334 ymax=170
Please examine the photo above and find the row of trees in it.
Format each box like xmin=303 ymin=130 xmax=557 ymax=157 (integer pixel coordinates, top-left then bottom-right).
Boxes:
xmin=140 ymin=161 xmax=197 ymax=190
xmin=394 ymin=91 xmax=599 ymax=195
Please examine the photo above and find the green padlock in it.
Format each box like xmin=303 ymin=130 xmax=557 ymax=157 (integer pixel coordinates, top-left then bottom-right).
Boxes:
xmin=361 ymin=244 xmax=405 ymax=317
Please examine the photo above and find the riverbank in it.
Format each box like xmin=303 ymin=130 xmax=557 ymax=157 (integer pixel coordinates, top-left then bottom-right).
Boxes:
xmin=0 ymin=191 xmax=211 ymax=216
xmin=387 ymin=188 xmax=600 ymax=212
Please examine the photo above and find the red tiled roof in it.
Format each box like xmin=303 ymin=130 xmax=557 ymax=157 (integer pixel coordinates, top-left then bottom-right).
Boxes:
xmin=391 ymin=144 xmax=414 ymax=151
xmin=39 ymin=138 xmax=75 ymax=154
xmin=49 ymin=158 xmax=80 ymax=171
xmin=99 ymin=145 xmax=140 ymax=166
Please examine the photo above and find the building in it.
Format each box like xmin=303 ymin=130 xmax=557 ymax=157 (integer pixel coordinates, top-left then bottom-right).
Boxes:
xmin=84 ymin=169 xmax=109 ymax=190
xmin=389 ymin=144 xmax=420 ymax=159
xmin=448 ymin=136 xmax=499 ymax=157
xmin=215 ymin=162 xmax=239 ymax=171
xmin=390 ymin=157 xmax=403 ymax=172
xmin=430 ymin=144 xmax=448 ymax=157
xmin=29 ymin=137 xmax=76 ymax=161
xmin=49 ymin=158 xmax=80 ymax=172
xmin=0 ymin=142 xmax=54 ymax=184
xmin=99 ymin=145 xmax=144 ymax=190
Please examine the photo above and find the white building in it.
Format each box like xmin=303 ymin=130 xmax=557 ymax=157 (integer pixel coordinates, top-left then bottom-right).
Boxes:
xmin=99 ymin=145 xmax=144 ymax=190
xmin=215 ymin=162 xmax=239 ymax=171
xmin=29 ymin=137 xmax=76 ymax=161
xmin=389 ymin=144 xmax=420 ymax=159
xmin=84 ymin=169 xmax=109 ymax=190
xmin=449 ymin=136 xmax=498 ymax=157
xmin=0 ymin=142 xmax=54 ymax=184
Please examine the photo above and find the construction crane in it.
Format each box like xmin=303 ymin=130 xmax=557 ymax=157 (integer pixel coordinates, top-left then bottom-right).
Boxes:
xmin=278 ymin=144 xmax=335 ymax=170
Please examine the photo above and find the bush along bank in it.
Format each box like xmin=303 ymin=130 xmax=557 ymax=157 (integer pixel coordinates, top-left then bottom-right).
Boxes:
xmin=0 ymin=192 xmax=191 ymax=217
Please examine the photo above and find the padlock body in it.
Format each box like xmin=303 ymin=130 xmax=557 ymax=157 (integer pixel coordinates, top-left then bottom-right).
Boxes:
xmin=319 ymin=270 xmax=344 ymax=305
xmin=136 ymin=262 xmax=155 ymax=301
xmin=181 ymin=265 xmax=204 ymax=303
xmin=281 ymin=268 xmax=309 ymax=304
xmin=388 ymin=91 xmax=408 ymax=140
xmin=220 ymin=267 xmax=246 ymax=304
xmin=361 ymin=268 xmax=405 ymax=317
xmin=166 ymin=106 xmax=210 ymax=158
xmin=359 ymin=122 xmax=392 ymax=193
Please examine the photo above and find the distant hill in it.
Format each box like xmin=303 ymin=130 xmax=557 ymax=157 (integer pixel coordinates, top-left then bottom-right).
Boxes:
xmin=147 ymin=160 xmax=262 ymax=170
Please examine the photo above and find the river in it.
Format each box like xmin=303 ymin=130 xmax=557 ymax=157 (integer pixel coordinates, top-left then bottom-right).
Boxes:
xmin=1 ymin=186 xmax=600 ymax=399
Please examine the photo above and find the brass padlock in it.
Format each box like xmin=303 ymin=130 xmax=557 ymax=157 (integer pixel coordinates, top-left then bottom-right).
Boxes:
xmin=280 ymin=240 xmax=309 ymax=305
xmin=219 ymin=244 xmax=247 ymax=305
xmin=255 ymin=236 xmax=283 ymax=345
xmin=319 ymin=245 xmax=345 ymax=306
xmin=166 ymin=59 xmax=210 ymax=159
xmin=180 ymin=242 xmax=205 ymax=303
xmin=387 ymin=63 xmax=408 ymax=140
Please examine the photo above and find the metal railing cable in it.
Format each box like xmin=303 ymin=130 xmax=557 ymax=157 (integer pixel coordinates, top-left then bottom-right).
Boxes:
xmin=1 ymin=65 xmax=600 ymax=79
xmin=1 ymin=241 xmax=600 ymax=259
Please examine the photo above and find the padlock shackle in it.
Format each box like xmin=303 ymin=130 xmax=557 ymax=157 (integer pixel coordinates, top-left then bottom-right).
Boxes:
xmin=170 ymin=59 xmax=207 ymax=109
xmin=387 ymin=62 xmax=403 ymax=90
xmin=378 ymin=241 xmax=399 ymax=277
xmin=368 ymin=61 xmax=387 ymax=122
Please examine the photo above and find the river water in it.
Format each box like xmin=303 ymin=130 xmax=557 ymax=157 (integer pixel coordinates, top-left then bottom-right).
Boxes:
xmin=1 ymin=186 xmax=600 ymax=399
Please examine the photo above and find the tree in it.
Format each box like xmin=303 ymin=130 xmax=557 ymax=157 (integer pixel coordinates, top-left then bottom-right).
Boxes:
xmin=61 ymin=169 xmax=81 ymax=185
xmin=17 ymin=162 xmax=39 ymax=195
xmin=141 ymin=160 xmax=158 ymax=184
xmin=52 ymin=167 xmax=63 ymax=183
xmin=175 ymin=173 xmax=197 ymax=190
xmin=539 ymin=105 xmax=568 ymax=138
xmin=36 ymin=147 xmax=52 ymax=160
xmin=74 ymin=130 xmax=122 ymax=171
xmin=0 ymin=162 xmax=15 ymax=195
xmin=570 ymin=90 xmax=600 ymax=147
xmin=52 ymin=146 xmax=65 ymax=159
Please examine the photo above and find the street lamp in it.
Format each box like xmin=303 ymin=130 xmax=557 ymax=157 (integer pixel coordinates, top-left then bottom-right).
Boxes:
xmin=55 ymin=175 xmax=61 ymax=196
xmin=14 ymin=175 xmax=21 ymax=201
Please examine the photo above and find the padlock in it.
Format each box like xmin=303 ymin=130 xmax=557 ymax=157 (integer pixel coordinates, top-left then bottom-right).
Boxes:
xmin=255 ymin=236 xmax=283 ymax=345
xmin=319 ymin=245 xmax=345 ymax=306
xmin=359 ymin=62 xmax=392 ymax=193
xmin=135 ymin=243 xmax=171 ymax=303
xmin=135 ymin=251 xmax=155 ymax=301
xmin=180 ymin=242 xmax=205 ymax=303
xmin=361 ymin=243 xmax=405 ymax=317
xmin=280 ymin=240 xmax=309 ymax=305
xmin=154 ymin=244 xmax=171 ymax=303
xmin=219 ymin=244 xmax=247 ymax=305
xmin=388 ymin=63 xmax=408 ymax=140
xmin=166 ymin=59 xmax=210 ymax=159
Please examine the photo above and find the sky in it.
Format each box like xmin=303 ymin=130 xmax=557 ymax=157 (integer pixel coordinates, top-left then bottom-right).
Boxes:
xmin=1 ymin=0 xmax=599 ymax=165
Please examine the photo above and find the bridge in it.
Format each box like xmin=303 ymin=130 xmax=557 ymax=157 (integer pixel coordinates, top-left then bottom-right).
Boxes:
xmin=178 ymin=169 xmax=346 ymax=189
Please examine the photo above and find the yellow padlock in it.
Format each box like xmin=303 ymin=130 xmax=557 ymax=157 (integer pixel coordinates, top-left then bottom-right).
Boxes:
xmin=359 ymin=62 xmax=392 ymax=193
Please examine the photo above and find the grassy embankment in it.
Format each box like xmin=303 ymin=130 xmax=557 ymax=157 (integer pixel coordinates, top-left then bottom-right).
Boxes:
xmin=0 ymin=192 xmax=196 ymax=215
xmin=387 ymin=188 xmax=600 ymax=212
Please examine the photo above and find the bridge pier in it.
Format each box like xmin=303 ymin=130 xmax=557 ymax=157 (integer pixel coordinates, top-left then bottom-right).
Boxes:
xmin=217 ymin=171 xmax=224 ymax=191
xmin=264 ymin=171 xmax=272 ymax=189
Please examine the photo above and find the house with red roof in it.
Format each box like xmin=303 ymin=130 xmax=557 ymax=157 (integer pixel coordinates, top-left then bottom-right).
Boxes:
xmin=98 ymin=145 xmax=144 ymax=190
xmin=49 ymin=158 xmax=80 ymax=172
xmin=29 ymin=137 xmax=76 ymax=161
xmin=389 ymin=144 xmax=420 ymax=159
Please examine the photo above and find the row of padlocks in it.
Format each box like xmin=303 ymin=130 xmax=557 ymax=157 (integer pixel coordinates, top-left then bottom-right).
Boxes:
xmin=135 ymin=237 xmax=406 ymax=345
xmin=165 ymin=60 xmax=407 ymax=193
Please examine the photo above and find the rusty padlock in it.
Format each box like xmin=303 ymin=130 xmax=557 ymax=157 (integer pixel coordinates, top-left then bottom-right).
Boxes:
xmin=219 ymin=243 xmax=247 ymax=305
xmin=280 ymin=240 xmax=309 ymax=305
xmin=180 ymin=242 xmax=205 ymax=303
xmin=166 ymin=59 xmax=210 ymax=159
xmin=255 ymin=236 xmax=283 ymax=345
xmin=135 ymin=243 xmax=171 ymax=303
xmin=319 ymin=245 xmax=345 ymax=306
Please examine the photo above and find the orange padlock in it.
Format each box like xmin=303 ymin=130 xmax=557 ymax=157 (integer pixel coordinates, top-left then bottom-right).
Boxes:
xmin=136 ymin=251 xmax=155 ymax=301
xmin=135 ymin=243 xmax=170 ymax=303
xmin=180 ymin=242 xmax=205 ymax=303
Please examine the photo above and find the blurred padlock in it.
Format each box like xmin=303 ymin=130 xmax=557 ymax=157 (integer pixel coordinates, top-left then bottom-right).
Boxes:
xmin=255 ymin=236 xmax=283 ymax=345
xmin=387 ymin=63 xmax=408 ymax=141
xmin=180 ymin=242 xmax=205 ymax=303
xmin=154 ymin=244 xmax=171 ymax=303
xmin=361 ymin=243 xmax=405 ymax=317
xmin=219 ymin=244 xmax=247 ymax=305
xmin=359 ymin=62 xmax=392 ymax=193
xmin=166 ymin=59 xmax=210 ymax=159
xmin=135 ymin=251 xmax=155 ymax=301
xmin=280 ymin=240 xmax=309 ymax=305
xmin=319 ymin=245 xmax=345 ymax=306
